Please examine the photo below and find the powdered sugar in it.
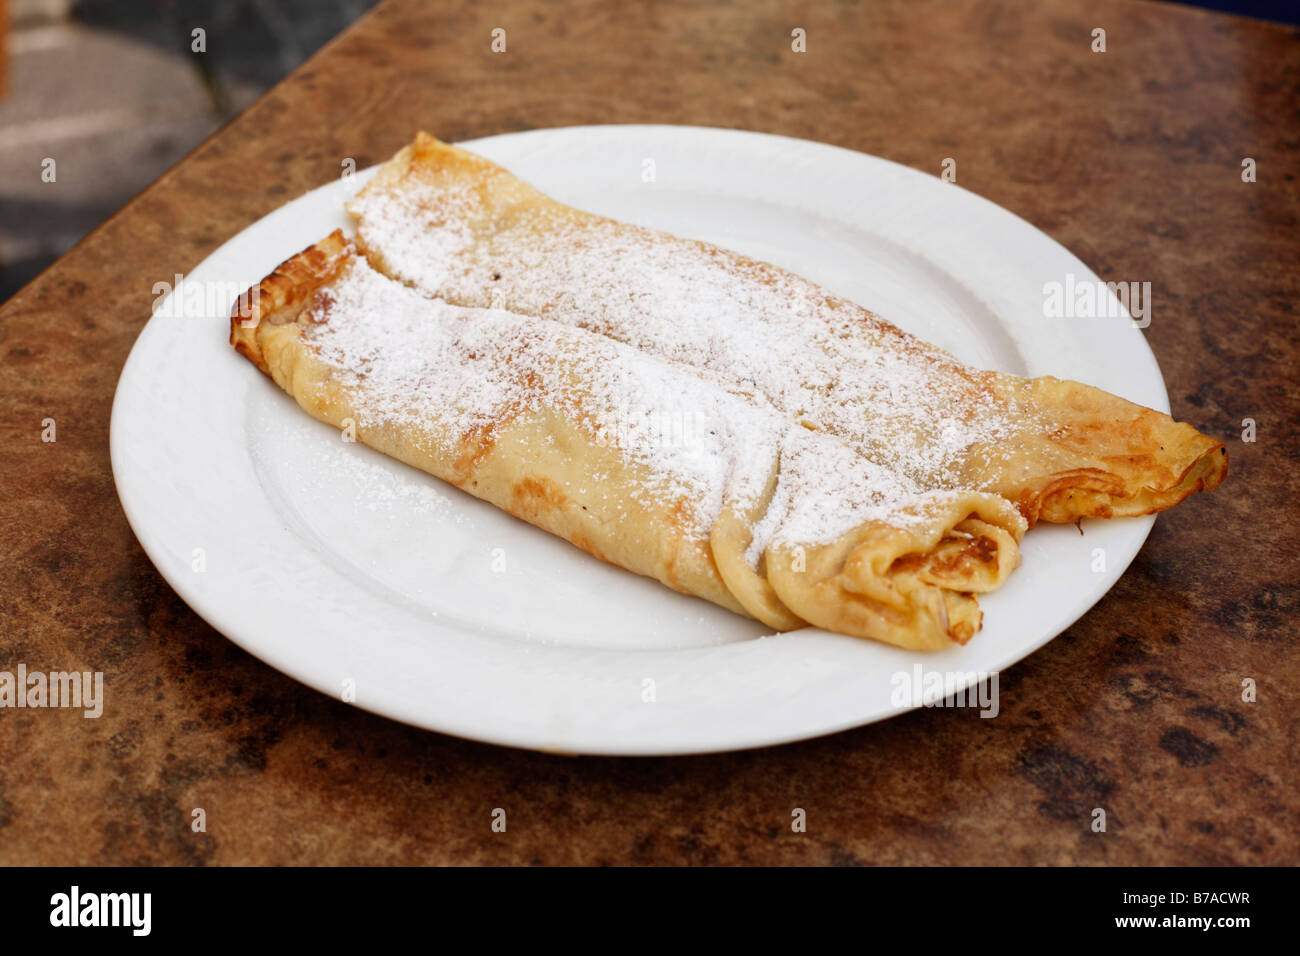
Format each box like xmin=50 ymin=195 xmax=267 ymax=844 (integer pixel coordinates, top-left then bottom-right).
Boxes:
xmin=349 ymin=177 xmax=1016 ymax=488
xmin=301 ymin=257 xmax=946 ymax=558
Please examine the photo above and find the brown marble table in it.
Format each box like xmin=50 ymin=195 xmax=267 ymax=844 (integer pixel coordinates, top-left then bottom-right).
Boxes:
xmin=2 ymin=0 xmax=1297 ymax=865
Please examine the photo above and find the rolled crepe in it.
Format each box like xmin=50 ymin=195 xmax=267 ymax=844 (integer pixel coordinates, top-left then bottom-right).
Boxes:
xmin=348 ymin=133 xmax=1227 ymax=525
xmin=231 ymin=232 xmax=1027 ymax=650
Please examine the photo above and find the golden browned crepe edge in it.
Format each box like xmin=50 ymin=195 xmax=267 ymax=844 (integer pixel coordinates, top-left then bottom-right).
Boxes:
xmin=230 ymin=229 xmax=355 ymax=373
xmin=985 ymin=375 xmax=1229 ymax=526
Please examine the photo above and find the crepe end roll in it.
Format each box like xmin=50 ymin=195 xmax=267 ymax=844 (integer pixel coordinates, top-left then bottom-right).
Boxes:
xmin=718 ymin=492 xmax=1024 ymax=651
xmin=230 ymin=232 xmax=1026 ymax=650
xmin=349 ymin=132 xmax=1226 ymax=529
xmin=963 ymin=374 xmax=1229 ymax=526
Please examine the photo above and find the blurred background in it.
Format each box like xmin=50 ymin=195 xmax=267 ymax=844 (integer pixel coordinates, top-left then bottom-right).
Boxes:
xmin=0 ymin=0 xmax=381 ymax=301
xmin=0 ymin=0 xmax=1293 ymax=304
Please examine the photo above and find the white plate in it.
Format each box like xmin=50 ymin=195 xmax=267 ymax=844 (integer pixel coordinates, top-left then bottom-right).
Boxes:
xmin=111 ymin=125 xmax=1164 ymax=755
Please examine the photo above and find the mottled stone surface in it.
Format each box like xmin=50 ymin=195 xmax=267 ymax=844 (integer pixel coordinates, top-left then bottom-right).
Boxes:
xmin=0 ymin=0 xmax=1296 ymax=865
